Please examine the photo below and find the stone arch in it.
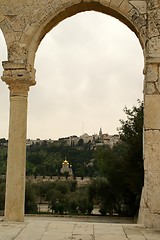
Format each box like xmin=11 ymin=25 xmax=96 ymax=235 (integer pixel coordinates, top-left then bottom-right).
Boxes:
xmin=23 ymin=0 xmax=146 ymax=69
xmin=1 ymin=0 xmax=160 ymax=229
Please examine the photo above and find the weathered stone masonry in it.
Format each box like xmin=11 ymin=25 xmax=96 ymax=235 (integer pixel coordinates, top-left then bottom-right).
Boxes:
xmin=0 ymin=0 xmax=160 ymax=228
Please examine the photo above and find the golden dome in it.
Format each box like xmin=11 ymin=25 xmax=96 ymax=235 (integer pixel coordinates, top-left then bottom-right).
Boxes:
xmin=63 ymin=159 xmax=69 ymax=165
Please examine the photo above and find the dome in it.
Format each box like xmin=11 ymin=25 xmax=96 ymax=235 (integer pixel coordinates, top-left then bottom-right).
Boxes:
xmin=63 ymin=159 xmax=69 ymax=165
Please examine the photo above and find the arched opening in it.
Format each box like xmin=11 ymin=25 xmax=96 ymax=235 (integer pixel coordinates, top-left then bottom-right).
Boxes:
xmin=0 ymin=29 xmax=8 ymax=139
xmin=0 ymin=29 xmax=8 ymax=213
xmin=29 ymin=11 xmax=144 ymax=139
xmin=26 ymin=11 xmax=144 ymax=218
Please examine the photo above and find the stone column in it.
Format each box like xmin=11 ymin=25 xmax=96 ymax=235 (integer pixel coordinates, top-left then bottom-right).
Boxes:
xmin=2 ymin=63 xmax=36 ymax=222
xmin=4 ymin=82 xmax=29 ymax=221
xmin=138 ymin=61 xmax=160 ymax=228
xmin=138 ymin=1 xmax=160 ymax=228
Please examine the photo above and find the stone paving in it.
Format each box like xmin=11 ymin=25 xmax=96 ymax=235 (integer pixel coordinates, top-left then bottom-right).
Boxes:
xmin=0 ymin=216 xmax=160 ymax=240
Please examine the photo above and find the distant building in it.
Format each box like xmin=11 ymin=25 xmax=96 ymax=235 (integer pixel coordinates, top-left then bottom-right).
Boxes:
xmin=60 ymin=158 xmax=73 ymax=176
xmin=93 ymin=128 xmax=120 ymax=148
xmin=25 ymin=128 xmax=120 ymax=149
xmin=99 ymin=127 xmax=103 ymax=139
xmin=80 ymin=133 xmax=92 ymax=144
xmin=103 ymin=134 xmax=120 ymax=148
xmin=67 ymin=135 xmax=79 ymax=146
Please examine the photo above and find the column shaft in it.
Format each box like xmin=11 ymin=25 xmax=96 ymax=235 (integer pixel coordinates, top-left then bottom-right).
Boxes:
xmin=4 ymin=92 xmax=28 ymax=221
xmin=138 ymin=62 xmax=160 ymax=228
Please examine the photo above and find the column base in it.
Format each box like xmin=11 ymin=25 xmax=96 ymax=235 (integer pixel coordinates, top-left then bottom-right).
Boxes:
xmin=3 ymin=217 xmax=24 ymax=222
xmin=138 ymin=210 xmax=160 ymax=229
xmin=4 ymin=210 xmax=24 ymax=222
xmin=138 ymin=187 xmax=160 ymax=229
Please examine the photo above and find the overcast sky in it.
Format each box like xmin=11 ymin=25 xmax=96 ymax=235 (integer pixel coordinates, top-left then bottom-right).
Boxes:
xmin=0 ymin=11 xmax=144 ymax=140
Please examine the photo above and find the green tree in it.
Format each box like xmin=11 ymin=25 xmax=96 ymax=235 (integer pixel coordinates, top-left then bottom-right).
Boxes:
xmin=94 ymin=101 xmax=143 ymax=217
xmin=25 ymin=183 xmax=38 ymax=214
xmin=89 ymin=178 xmax=116 ymax=215
xmin=0 ymin=146 xmax=7 ymax=175
xmin=77 ymin=186 xmax=93 ymax=214
xmin=48 ymin=189 xmax=65 ymax=214
xmin=118 ymin=101 xmax=144 ymax=215
xmin=0 ymin=178 xmax=5 ymax=211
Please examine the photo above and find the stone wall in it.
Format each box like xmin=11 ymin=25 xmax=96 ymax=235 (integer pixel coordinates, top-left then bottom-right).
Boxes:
xmin=26 ymin=175 xmax=91 ymax=186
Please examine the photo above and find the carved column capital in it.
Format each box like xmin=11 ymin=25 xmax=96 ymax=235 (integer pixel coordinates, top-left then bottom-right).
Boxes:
xmin=1 ymin=61 xmax=36 ymax=97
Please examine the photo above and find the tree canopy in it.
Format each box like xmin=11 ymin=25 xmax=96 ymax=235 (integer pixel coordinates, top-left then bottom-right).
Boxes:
xmin=95 ymin=101 xmax=143 ymax=216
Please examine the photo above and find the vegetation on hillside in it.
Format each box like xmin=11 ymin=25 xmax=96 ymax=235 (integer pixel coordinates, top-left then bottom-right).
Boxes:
xmin=26 ymin=142 xmax=94 ymax=178
xmin=0 ymin=101 xmax=143 ymax=217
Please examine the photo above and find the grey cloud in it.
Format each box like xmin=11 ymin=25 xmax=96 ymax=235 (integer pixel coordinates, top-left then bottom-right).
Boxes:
xmin=0 ymin=12 xmax=143 ymax=140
